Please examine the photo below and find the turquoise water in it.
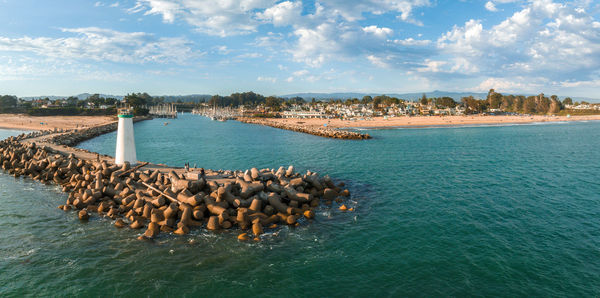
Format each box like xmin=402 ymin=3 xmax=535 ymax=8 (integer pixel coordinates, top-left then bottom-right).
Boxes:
xmin=2 ymin=115 xmax=600 ymax=296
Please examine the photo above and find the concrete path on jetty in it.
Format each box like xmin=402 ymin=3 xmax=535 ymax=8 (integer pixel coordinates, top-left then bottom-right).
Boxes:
xmin=22 ymin=119 xmax=235 ymax=185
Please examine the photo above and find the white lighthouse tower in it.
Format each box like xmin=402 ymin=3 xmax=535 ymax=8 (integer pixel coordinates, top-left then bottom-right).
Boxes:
xmin=115 ymin=107 xmax=137 ymax=165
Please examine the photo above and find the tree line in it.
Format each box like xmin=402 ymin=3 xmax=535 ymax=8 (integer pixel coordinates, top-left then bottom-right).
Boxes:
xmin=0 ymin=90 xmax=595 ymax=116
xmin=460 ymin=90 xmax=568 ymax=115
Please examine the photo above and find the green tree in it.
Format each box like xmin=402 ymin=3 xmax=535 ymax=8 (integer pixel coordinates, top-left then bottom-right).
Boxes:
xmin=124 ymin=93 xmax=151 ymax=107
xmin=420 ymin=94 xmax=428 ymax=105
xmin=265 ymin=96 xmax=282 ymax=111
xmin=523 ymin=96 xmax=536 ymax=114
xmin=66 ymin=96 xmax=79 ymax=107
xmin=0 ymin=95 xmax=18 ymax=109
xmin=372 ymin=96 xmax=383 ymax=109
xmin=361 ymin=95 xmax=372 ymax=104
xmin=549 ymin=98 xmax=562 ymax=114
xmin=535 ymin=94 xmax=550 ymax=114
xmin=562 ymin=97 xmax=573 ymax=105
xmin=487 ymin=89 xmax=502 ymax=109
xmin=435 ymin=97 xmax=457 ymax=108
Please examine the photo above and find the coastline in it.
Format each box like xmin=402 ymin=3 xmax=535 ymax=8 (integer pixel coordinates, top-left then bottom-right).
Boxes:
xmin=0 ymin=114 xmax=116 ymax=131
xmin=263 ymin=114 xmax=600 ymax=131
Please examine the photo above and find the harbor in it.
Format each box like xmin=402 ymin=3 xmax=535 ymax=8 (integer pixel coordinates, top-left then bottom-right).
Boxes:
xmin=191 ymin=106 xmax=239 ymax=121
xmin=149 ymin=104 xmax=178 ymax=118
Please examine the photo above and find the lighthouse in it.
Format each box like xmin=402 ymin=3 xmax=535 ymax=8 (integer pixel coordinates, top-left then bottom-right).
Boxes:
xmin=115 ymin=108 xmax=137 ymax=165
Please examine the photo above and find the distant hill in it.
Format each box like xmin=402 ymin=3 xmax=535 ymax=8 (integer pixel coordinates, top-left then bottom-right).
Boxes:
xmin=19 ymin=91 xmax=599 ymax=103
xmin=159 ymin=94 xmax=212 ymax=103
xmin=280 ymin=91 xmax=600 ymax=102
xmin=281 ymin=91 xmax=489 ymax=101
xmin=22 ymin=93 xmax=124 ymax=100
xmin=75 ymin=93 xmax=123 ymax=100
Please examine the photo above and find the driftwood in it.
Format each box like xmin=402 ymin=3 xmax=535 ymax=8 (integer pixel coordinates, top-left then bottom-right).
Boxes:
xmin=117 ymin=162 xmax=149 ymax=178
xmin=141 ymin=181 xmax=179 ymax=204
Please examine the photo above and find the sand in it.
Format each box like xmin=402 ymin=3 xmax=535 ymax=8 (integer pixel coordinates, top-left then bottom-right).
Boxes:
xmin=2 ymin=113 xmax=599 ymax=133
xmin=268 ymin=115 xmax=600 ymax=129
xmin=0 ymin=114 xmax=116 ymax=131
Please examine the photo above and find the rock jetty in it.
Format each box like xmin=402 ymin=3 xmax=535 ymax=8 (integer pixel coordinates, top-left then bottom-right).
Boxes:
xmin=0 ymin=126 xmax=352 ymax=241
xmin=238 ymin=117 xmax=371 ymax=140
xmin=45 ymin=116 xmax=151 ymax=147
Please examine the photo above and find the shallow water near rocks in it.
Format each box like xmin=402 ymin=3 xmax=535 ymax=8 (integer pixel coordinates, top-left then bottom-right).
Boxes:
xmin=1 ymin=115 xmax=600 ymax=296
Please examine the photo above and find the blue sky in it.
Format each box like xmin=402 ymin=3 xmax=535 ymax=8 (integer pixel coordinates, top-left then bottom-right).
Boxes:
xmin=0 ymin=0 xmax=599 ymax=97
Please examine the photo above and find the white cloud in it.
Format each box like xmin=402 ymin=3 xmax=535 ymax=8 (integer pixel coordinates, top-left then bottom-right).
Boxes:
xmin=110 ymin=2 xmax=120 ymax=8
xmin=257 ymin=76 xmax=277 ymax=83
xmin=127 ymin=2 xmax=146 ymax=14
xmin=0 ymin=55 xmax=132 ymax=82
xmin=94 ymin=2 xmax=104 ymax=7
xmin=216 ymin=45 xmax=231 ymax=55
xmin=485 ymin=1 xmax=497 ymax=12
xmin=139 ymin=0 xmax=182 ymax=23
xmin=132 ymin=0 xmax=277 ymax=36
xmin=290 ymin=23 xmax=341 ymax=67
xmin=319 ymin=0 xmax=430 ymax=25
xmin=435 ymin=0 xmax=600 ymax=82
xmin=474 ymin=77 xmax=543 ymax=93
xmin=416 ymin=59 xmax=447 ymax=73
xmin=125 ymin=0 xmax=433 ymax=69
xmin=0 ymin=27 xmax=198 ymax=65
xmin=366 ymin=55 xmax=390 ymax=68
xmin=292 ymin=69 xmax=309 ymax=76
xmin=560 ymin=79 xmax=600 ymax=88
xmin=257 ymin=1 xmax=302 ymax=26
xmin=362 ymin=25 xmax=393 ymax=38
xmin=236 ymin=53 xmax=262 ymax=58
xmin=286 ymin=76 xmax=294 ymax=82
xmin=392 ymin=38 xmax=431 ymax=46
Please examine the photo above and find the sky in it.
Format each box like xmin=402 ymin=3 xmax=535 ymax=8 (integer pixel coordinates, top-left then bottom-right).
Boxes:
xmin=0 ymin=0 xmax=599 ymax=97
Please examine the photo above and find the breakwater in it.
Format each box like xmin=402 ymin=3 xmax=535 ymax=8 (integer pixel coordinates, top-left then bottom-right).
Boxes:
xmin=44 ymin=116 xmax=151 ymax=147
xmin=0 ymin=122 xmax=352 ymax=241
xmin=238 ymin=117 xmax=371 ymax=139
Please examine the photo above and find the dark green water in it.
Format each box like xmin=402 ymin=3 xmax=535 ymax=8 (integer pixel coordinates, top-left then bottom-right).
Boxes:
xmin=2 ymin=116 xmax=600 ymax=296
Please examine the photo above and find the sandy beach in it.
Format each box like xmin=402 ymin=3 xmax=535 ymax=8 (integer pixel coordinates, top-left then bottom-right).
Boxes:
xmin=268 ymin=115 xmax=600 ymax=129
xmin=0 ymin=114 xmax=115 ymax=131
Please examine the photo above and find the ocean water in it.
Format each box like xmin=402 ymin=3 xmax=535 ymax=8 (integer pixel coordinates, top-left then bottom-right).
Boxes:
xmin=1 ymin=115 xmax=600 ymax=296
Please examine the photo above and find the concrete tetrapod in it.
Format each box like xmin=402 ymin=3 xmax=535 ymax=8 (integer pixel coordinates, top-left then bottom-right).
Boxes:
xmin=0 ymin=130 xmax=355 ymax=241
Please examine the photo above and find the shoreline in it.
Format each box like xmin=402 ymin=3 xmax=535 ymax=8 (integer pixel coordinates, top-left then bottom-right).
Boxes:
xmin=261 ymin=114 xmax=600 ymax=132
xmin=338 ymin=119 xmax=600 ymax=130
xmin=235 ymin=114 xmax=600 ymax=139
xmin=0 ymin=114 xmax=116 ymax=131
